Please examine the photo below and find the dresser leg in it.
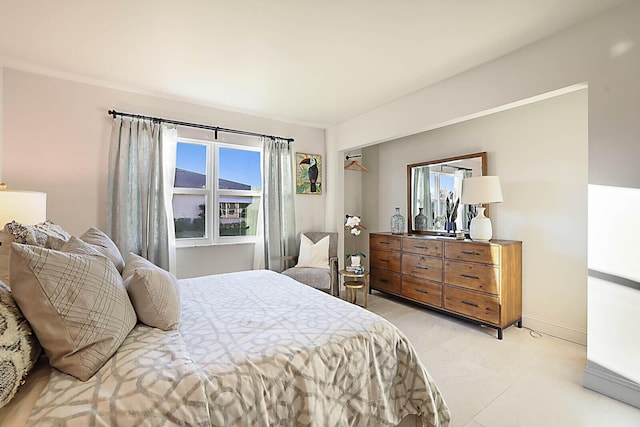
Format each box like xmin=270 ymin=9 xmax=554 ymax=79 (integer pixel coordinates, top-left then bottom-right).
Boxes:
xmin=517 ymin=319 xmax=522 ymax=328
xmin=497 ymin=328 xmax=503 ymax=340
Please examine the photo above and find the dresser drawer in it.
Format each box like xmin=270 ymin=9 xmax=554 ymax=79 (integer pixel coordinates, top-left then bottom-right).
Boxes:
xmin=444 ymin=286 xmax=500 ymax=325
xmin=370 ymin=268 xmax=401 ymax=295
xmin=402 ymin=276 xmax=442 ymax=308
xmin=444 ymin=260 xmax=500 ymax=294
xmin=370 ymin=234 xmax=402 ymax=252
xmin=402 ymin=237 xmax=443 ymax=257
xmin=370 ymin=249 xmax=401 ymax=272
xmin=444 ymin=241 xmax=501 ymax=265
xmin=401 ymin=253 xmax=442 ymax=282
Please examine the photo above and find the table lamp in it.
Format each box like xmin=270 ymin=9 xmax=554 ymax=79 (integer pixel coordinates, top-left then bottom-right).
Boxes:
xmin=461 ymin=176 xmax=503 ymax=241
xmin=0 ymin=183 xmax=47 ymax=285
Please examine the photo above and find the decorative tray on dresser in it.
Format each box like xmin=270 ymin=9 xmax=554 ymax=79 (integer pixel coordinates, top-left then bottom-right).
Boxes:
xmin=369 ymin=232 xmax=522 ymax=339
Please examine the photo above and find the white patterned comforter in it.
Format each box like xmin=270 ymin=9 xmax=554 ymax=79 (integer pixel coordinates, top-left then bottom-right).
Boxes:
xmin=27 ymin=270 xmax=450 ymax=426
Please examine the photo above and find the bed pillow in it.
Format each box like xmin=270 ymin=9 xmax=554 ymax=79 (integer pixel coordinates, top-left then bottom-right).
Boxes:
xmin=60 ymin=235 xmax=107 ymax=257
xmin=1 ymin=221 xmax=71 ymax=287
xmin=122 ymin=253 xmax=181 ymax=331
xmin=4 ymin=220 xmax=71 ymax=248
xmin=80 ymin=227 xmax=125 ymax=273
xmin=295 ymin=234 xmax=330 ymax=269
xmin=0 ymin=281 xmax=41 ymax=410
xmin=9 ymin=243 xmax=136 ymax=381
xmin=0 ymin=230 xmax=15 ymax=287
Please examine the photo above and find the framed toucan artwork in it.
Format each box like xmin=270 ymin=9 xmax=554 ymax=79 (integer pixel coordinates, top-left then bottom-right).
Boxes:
xmin=296 ymin=152 xmax=322 ymax=194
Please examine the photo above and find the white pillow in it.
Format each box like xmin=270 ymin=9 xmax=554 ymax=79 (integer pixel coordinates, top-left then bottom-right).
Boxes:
xmin=295 ymin=234 xmax=330 ymax=269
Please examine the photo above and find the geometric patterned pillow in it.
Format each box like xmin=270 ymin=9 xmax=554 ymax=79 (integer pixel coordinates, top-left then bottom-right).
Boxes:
xmin=122 ymin=253 xmax=181 ymax=331
xmin=9 ymin=243 xmax=136 ymax=381
xmin=80 ymin=227 xmax=125 ymax=273
xmin=0 ymin=281 xmax=41 ymax=409
xmin=4 ymin=220 xmax=71 ymax=248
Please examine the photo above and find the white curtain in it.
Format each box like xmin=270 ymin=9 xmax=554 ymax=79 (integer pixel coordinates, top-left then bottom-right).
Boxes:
xmin=413 ymin=166 xmax=433 ymax=229
xmin=107 ymin=117 xmax=177 ymax=272
xmin=262 ymin=137 xmax=296 ymax=271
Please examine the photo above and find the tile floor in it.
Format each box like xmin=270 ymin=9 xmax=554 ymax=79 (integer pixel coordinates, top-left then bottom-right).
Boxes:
xmin=364 ymin=290 xmax=640 ymax=427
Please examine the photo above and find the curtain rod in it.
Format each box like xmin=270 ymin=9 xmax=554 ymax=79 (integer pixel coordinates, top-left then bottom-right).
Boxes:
xmin=107 ymin=110 xmax=294 ymax=143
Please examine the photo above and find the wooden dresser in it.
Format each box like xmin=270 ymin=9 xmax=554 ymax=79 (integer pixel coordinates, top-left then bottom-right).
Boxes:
xmin=370 ymin=232 xmax=522 ymax=339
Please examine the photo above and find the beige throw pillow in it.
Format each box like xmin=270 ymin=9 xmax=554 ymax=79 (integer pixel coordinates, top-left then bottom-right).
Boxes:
xmin=0 ymin=231 xmax=15 ymax=287
xmin=9 ymin=243 xmax=136 ymax=381
xmin=1 ymin=221 xmax=71 ymax=287
xmin=295 ymin=234 xmax=330 ymax=269
xmin=60 ymin=235 xmax=106 ymax=257
xmin=80 ymin=227 xmax=125 ymax=273
xmin=122 ymin=253 xmax=181 ymax=331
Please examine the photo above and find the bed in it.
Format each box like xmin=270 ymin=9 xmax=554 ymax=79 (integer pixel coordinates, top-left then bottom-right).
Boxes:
xmin=0 ymin=221 xmax=449 ymax=426
xmin=2 ymin=269 xmax=450 ymax=426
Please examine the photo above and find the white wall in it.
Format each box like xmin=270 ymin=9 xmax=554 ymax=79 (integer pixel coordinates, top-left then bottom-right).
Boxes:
xmin=588 ymin=184 xmax=640 ymax=385
xmin=329 ymin=0 xmax=640 ymax=398
xmin=362 ymin=90 xmax=588 ymax=342
xmin=0 ymin=69 xmax=326 ymax=278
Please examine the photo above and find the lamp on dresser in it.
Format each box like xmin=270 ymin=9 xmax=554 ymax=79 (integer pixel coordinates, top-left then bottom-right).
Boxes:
xmin=461 ymin=176 xmax=503 ymax=241
xmin=0 ymin=183 xmax=47 ymax=285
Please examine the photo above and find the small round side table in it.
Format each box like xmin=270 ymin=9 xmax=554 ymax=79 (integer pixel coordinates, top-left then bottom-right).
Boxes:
xmin=339 ymin=269 xmax=370 ymax=308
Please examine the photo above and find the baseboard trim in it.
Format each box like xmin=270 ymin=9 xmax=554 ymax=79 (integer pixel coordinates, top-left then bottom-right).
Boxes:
xmin=522 ymin=315 xmax=586 ymax=345
xmin=584 ymin=361 xmax=640 ymax=409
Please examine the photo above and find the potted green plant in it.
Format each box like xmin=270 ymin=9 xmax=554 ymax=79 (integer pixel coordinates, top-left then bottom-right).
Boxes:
xmin=445 ymin=193 xmax=459 ymax=232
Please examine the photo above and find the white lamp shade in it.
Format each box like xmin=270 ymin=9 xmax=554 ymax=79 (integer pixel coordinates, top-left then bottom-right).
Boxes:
xmin=461 ymin=176 xmax=503 ymax=205
xmin=0 ymin=190 xmax=47 ymax=227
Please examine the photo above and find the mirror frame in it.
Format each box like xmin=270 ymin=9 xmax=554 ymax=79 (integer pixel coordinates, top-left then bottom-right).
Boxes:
xmin=406 ymin=151 xmax=488 ymax=235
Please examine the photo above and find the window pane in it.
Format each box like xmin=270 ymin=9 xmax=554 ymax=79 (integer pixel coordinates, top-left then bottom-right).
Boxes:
xmin=219 ymin=196 xmax=260 ymax=237
xmin=175 ymin=143 xmax=207 ymax=188
xmin=173 ymin=194 xmax=206 ymax=238
xmin=218 ymin=147 xmax=261 ymax=191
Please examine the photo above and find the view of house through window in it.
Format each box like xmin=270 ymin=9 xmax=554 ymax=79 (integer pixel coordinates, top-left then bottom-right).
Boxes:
xmin=172 ymin=140 xmax=262 ymax=243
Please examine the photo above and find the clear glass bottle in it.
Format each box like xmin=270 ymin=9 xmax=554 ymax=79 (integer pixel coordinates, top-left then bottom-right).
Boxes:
xmin=391 ymin=207 xmax=405 ymax=234
xmin=414 ymin=207 xmax=428 ymax=230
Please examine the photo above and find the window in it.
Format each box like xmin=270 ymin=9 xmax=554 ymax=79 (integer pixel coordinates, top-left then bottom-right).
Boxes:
xmin=172 ymin=138 xmax=262 ymax=245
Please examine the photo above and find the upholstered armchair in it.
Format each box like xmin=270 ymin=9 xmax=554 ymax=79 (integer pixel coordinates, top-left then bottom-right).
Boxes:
xmin=280 ymin=232 xmax=339 ymax=297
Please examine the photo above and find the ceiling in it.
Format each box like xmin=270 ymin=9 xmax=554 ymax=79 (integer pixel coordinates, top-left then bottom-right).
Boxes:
xmin=0 ymin=0 xmax=632 ymax=126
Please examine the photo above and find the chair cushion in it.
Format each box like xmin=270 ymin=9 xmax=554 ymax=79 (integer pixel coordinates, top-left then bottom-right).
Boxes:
xmin=282 ymin=267 xmax=331 ymax=290
xmin=295 ymin=234 xmax=329 ymax=269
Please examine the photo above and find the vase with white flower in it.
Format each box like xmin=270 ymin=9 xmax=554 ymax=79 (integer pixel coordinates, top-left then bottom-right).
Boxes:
xmin=344 ymin=214 xmax=367 ymax=268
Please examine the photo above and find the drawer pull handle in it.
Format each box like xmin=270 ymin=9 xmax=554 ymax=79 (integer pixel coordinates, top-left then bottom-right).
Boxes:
xmin=380 ymin=241 xmax=390 ymax=245
xmin=461 ymin=274 xmax=480 ymax=280
xmin=462 ymin=251 xmax=480 ymax=255
xmin=414 ymin=288 xmax=428 ymax=294
xmin=416 ymin=266 xmax=429 ymax=270
xmin=414 ymin=245 xmax=429 ymax=249
xmin=379 ymin=279 xmax=389 ymax=283
xmin=461 ymin=300 xmax=479 ymax=307
xmin=380 ymin=259 xmax=389 ymax=263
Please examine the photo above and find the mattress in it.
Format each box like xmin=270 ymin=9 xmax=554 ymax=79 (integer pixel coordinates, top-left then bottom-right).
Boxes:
xmin=5 ymin=270 xmax=450 ymax=426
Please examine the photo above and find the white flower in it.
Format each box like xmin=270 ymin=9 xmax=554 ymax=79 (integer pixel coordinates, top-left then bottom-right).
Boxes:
xmin=351 ymin=228 xmax=361 ymax=236
xmin=345 ymin=216 xmax=360 ymax=228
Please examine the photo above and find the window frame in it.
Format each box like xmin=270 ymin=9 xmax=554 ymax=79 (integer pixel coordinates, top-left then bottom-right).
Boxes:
xmin=173 ymin=137 xmax=262 ymax=247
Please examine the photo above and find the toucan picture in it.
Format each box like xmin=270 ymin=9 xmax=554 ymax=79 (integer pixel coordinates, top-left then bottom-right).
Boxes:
xmin=299 ymin=157 xmax=319 ymax=192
